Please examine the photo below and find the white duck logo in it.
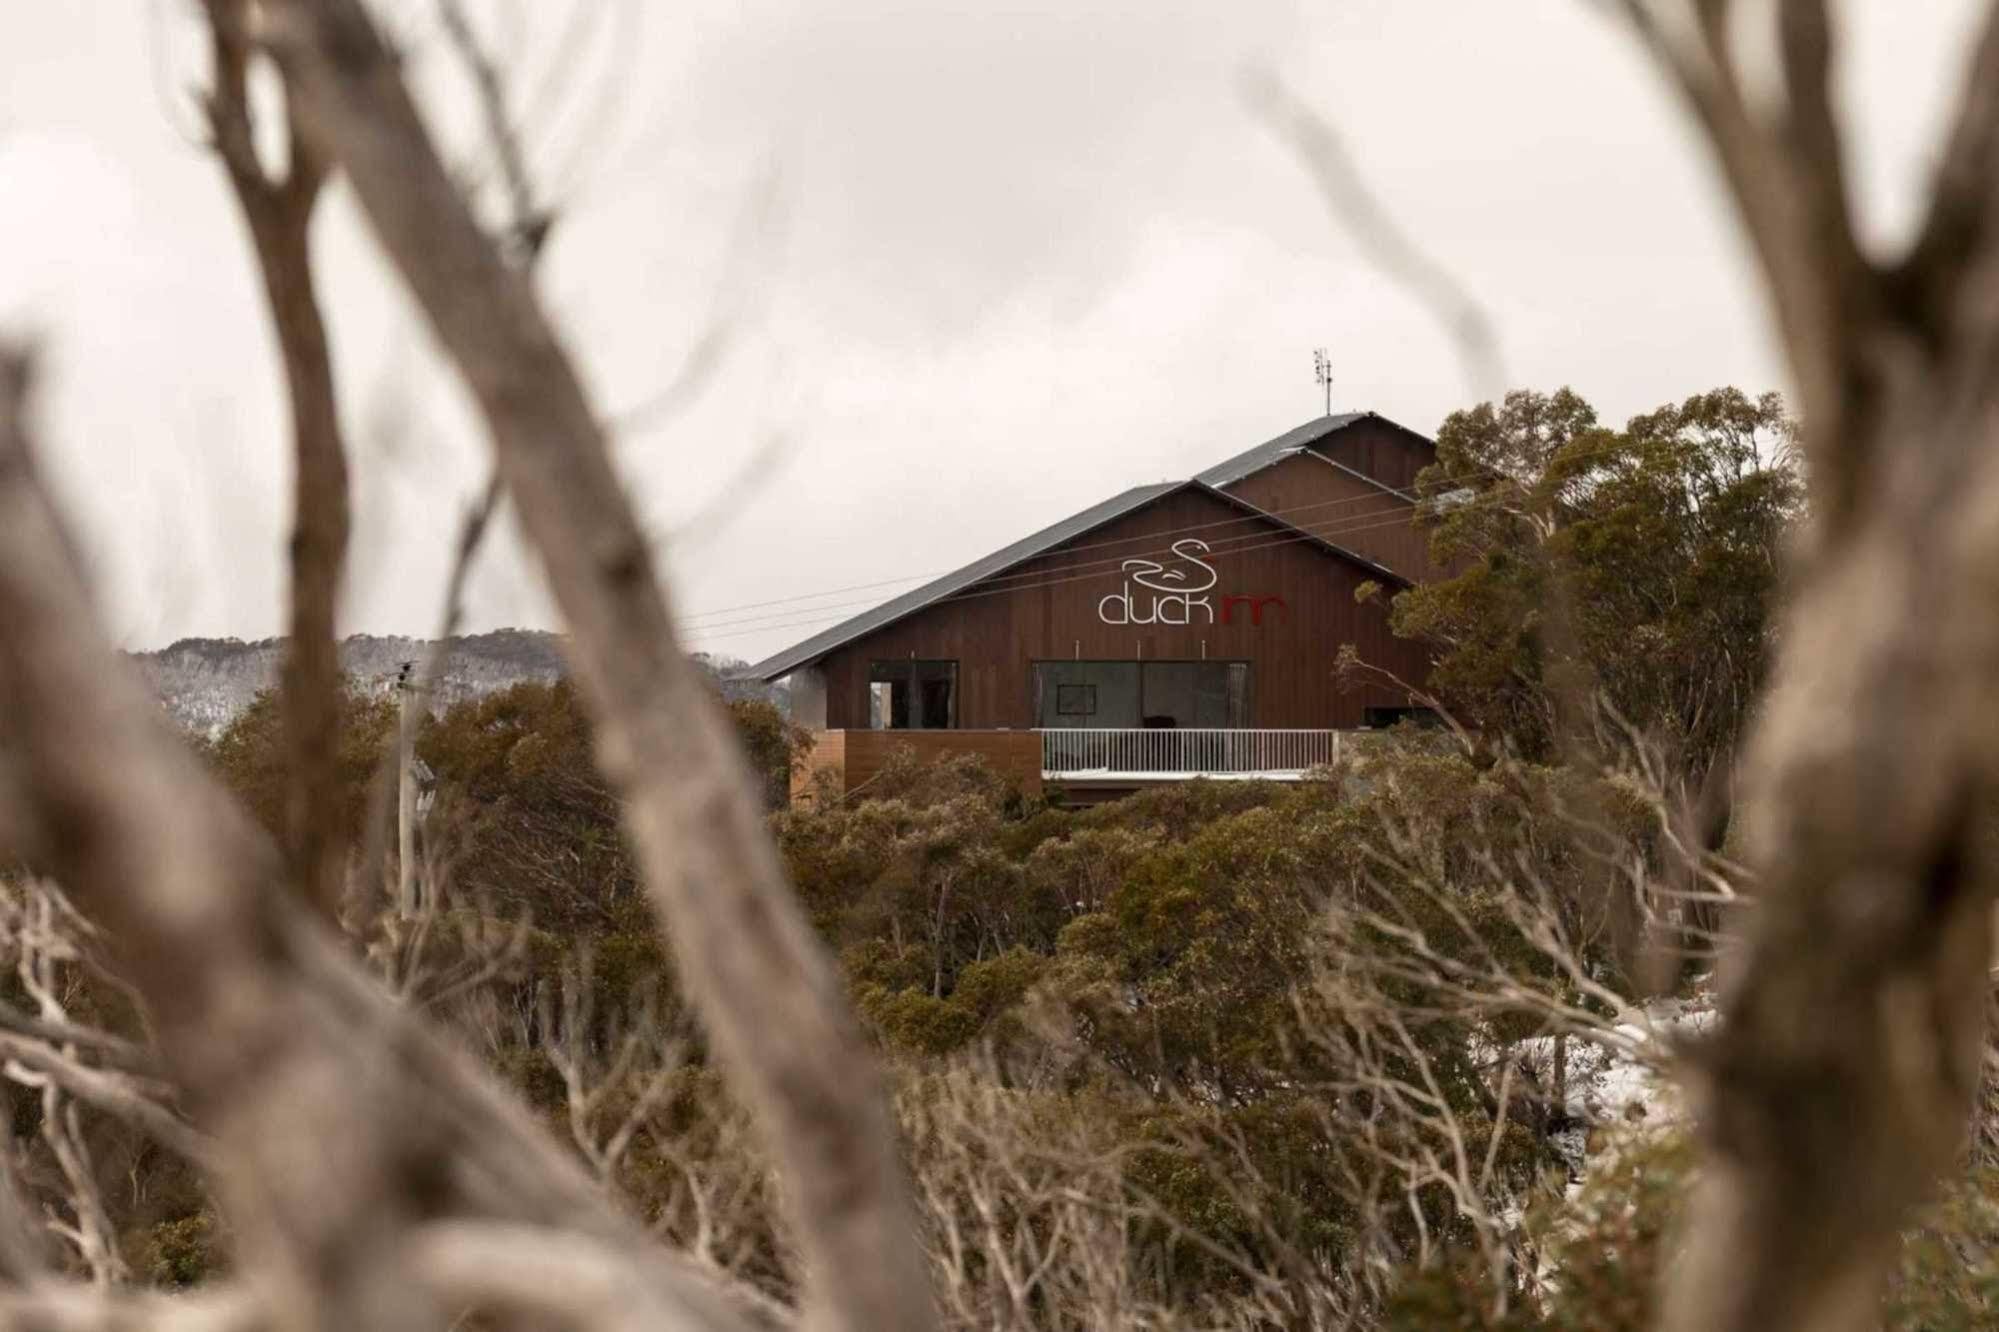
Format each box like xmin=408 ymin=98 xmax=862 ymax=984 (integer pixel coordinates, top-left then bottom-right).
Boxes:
xmin=1099 ymin=539 xmax=1219 ymax=625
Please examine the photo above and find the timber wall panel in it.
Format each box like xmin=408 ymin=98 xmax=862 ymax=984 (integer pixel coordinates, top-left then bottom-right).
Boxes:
xmin=814 ymin=487 xmax=1436 ymax=730
xmin=1223 ymin=457 xmax=1449 ymax=584
xmin=1315 ymin=416 xmax=1435 ymax=493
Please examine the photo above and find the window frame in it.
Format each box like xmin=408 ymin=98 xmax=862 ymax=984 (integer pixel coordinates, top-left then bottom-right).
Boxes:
xmin=866 ymin=659 xmax=960 ymax=730
xmin=1030 ymin=659 xmax=1251 ymax=729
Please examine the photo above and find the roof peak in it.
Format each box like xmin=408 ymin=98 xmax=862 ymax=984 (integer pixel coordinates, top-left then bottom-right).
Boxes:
xmin=1193 ymin=409 xmax=1427 ymax=489
xmin=742 ymin=476 xmax=1407 ymax=682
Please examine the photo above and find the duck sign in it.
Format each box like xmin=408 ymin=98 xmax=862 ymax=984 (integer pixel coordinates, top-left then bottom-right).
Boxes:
xmin=1096 ymin=539 xmax=1288 ymax=627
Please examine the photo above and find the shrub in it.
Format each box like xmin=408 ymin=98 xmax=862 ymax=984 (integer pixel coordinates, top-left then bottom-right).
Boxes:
xmin=138 ymin=1211 xmax=224 ymax=1290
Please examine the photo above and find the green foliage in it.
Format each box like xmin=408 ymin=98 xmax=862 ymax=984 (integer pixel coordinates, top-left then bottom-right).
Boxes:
xmin=1384 ymin=1130 xmax=1999 ymax=1331
xmin=1073 ymin=776 xmax=1289 ymax=839
xmin=201 ymin=677 xmax=397 ymax=848
xmin=857 ymin=946 xmax=1051 ymax=1055
xmin=201 ymin=674 xmax=800 ymax=936
xmin=775 ymin=750 xmax=1065 ymax=1027
xmin=1384 ymin=1259 xmax=1539 ymax=1332
xmin=1886 ymin=1165 xmax=1999 ymax=1329
xmin=1049 ymin=801 xmax=1336 ymax=1098
xmin=947 ymin=945 xmax=1049 ymax=1029
xmin=137 ymin=1211 xmax=224 ymax=1290
xmin=179 ymin=669 xmax=1717 ymax=1318
xmin=1394 ymin=387 xmax=1800 ymax=773
xmin=858 ymin=985 xmax=979 ymax=1054
xmin=727 ymin=696 xmax=811 ymax=807
xmin=1530 ymin=1133 xmax=1693 ymax=1331
xmin=417 ymin=680 xmax=640 ymax=936
xmin=1380 ymin=1131 xmax=1688 ymax=1331
xmin=145 ymin=620 xmax=1999 ymax=1326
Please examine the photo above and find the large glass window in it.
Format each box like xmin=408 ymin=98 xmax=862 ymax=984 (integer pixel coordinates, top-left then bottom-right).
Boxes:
xmin=1033 ymin=661 xmax=1249 ymax=729
xmin=1033 ymin=662 xmax=1139 ymax=729
xmin=868 ymin=660 xmax=958 ymax=729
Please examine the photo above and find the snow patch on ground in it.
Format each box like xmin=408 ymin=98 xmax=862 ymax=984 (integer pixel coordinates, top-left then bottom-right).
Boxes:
xmin=1514 ymin=992 xmax=1716 ymax=1181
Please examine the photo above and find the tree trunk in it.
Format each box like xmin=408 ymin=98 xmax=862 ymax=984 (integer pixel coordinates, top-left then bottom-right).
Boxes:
xmin=1664 ymin=380 xmax=1999 ymax=1330
xmin=257 ymin=5 xmax=935 ymax=1329
xmin=206 ymin=4 xmax=351 ymax=922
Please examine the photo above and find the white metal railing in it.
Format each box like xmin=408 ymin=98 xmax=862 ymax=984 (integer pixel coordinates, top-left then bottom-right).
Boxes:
xmin=1038 ymin=728 xmax=1342 ymax=777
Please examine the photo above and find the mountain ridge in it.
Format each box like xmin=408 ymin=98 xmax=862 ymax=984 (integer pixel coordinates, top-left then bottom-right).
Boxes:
xmin=134 ymin=630 xmax=778 ymax=735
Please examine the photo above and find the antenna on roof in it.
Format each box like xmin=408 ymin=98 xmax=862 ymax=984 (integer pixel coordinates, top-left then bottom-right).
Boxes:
xmin=1313 ymin=347 xmax=1332 ymax=417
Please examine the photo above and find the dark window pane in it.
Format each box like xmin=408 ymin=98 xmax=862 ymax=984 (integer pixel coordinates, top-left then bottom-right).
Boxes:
xmin=919 ymin=677 xmax=953 ymax=728
xmin=1138 ymin=662 xmax=1247 ymax=728
xmin=1032 ymin=662 xmax=1139 ymax=728
xmin=1363 ymin=705 xmax=1439 ymax=729
xmin=1034 ymin=662 xmax=1251 ymax=729
xmin=867 ymin=661 xmax=957 ymax=729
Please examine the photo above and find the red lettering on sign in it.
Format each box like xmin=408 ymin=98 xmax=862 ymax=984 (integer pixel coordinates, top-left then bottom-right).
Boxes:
xmin=1220 ymin=595 xmax=1288 ymax=627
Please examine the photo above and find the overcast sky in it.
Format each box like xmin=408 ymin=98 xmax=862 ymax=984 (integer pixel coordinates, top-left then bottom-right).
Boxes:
xmin=0 ymin=1 xmax=1984 ymax=662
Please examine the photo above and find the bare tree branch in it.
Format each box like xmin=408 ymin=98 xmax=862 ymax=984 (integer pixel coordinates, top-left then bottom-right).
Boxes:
xmin=0 ymin=1032 xmax=206 ymax=1169
xmin=0 ymin=347 xmax=766 ymax=1329
xmin=0 ymin=1125 xmax=45 ymax=1285
xmin=0 ymin=1282 xmax=264 ymax=1332
xmin=254 ymin=6 xmax=936 ymax=1330
xmin=437 ymin=0 xmax=551 ymax=260
xmin=412 ymin=1218 xmax=737 ymax=1332
xmin=202 ymin=0 xmax=351 ymax=921
xmin=1242 ymin=67 xmax=1505 ymax=400
xmin=1901 ymin=4 xmax=1999 ymax=299
xmin=1599 ymin=4 xmax=1999 ymax=1330
xmin=1607 ymin=0 xmax=1878 ymax=529
xmin=0 ymin=1218 xmax=754 ymax=1331
xmin=0 ymin=997 xmax=153 ymax=1073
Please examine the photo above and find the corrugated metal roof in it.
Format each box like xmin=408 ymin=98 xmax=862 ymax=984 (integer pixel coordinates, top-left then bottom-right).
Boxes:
xmin=743 ymin=479 xmax=1409 ymax=682
xmin=744 ymin=481 xmax=1178 ymax=682
xmin=1193 ymin=411 xmax=1435 ymax=503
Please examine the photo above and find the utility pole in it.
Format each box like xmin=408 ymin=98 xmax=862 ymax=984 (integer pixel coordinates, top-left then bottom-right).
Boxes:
xmin=1314 ymin=347 xmax=1332 ymax=417
xmin=396 ymin=660 xmax=416 ymax=917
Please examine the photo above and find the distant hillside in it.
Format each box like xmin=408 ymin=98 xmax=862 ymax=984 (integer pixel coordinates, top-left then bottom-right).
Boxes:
xmin=134 ymin=630 xmax=565 ymax=736
xmin=134 ymin=632 xmax=785 ymax=736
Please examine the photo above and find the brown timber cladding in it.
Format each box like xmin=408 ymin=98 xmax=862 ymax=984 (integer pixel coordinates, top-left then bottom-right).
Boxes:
xmin=1219 ymin=418 xmax=1462 ymax=585
xmin=1312 ymin=415 xmax=1435 ymax=492
xmin=1223 ymin=456 xmax=1442 ymax=584
xmin=813 ymin=486 xmax=1434 ymax=730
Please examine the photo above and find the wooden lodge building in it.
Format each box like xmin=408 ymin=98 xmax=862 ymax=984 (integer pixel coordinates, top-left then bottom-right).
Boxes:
xmin=747 ymin=412 xmax=1448 ymax=800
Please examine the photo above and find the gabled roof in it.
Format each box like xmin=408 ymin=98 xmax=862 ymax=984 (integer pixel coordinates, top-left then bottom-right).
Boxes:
xmin=745 ymin=479 xmax=1409 ymax=682
xmin=1194 ymin=410 xmax=1430 ymax=499
xmin=745 ymin=481 xmax=1172 ymax=682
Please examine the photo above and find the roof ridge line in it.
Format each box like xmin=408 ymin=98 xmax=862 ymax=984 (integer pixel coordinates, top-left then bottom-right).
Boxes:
xmin=744 ymin=474 xmax=1412 ymax=682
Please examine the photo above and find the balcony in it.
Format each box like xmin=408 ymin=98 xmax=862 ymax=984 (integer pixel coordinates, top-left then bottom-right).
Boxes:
xmin=791 ymin=728 xmax=1349 ymax=805
xmin=1039 ymin=728 xmax=1343 ymax=781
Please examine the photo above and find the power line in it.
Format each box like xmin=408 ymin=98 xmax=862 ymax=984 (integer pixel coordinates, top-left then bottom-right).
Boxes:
xmin=680 ymin=494 xmax=1415 ymax=634
xmin=680 ymin=502 xmax=1477 ymax=647
xmin=678 ymin=429 xmax=1735 ymax=650
xmin=674 ymin=476 xmax=1419 ymax=627
xmin=678 ymin=523 xmax=1390 ymax=647
xmin=673 ymin=433 xmax=1651 ymax=631
xmin=677 ymin=479 xmax=1566 ymax=646
xmin=681 ymin=496 xmax=1428 ymax=638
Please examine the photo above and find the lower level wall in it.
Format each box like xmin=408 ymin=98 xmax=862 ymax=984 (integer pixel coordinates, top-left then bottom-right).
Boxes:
xmin=791 ymin=729 xmax=1043 ymax=803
